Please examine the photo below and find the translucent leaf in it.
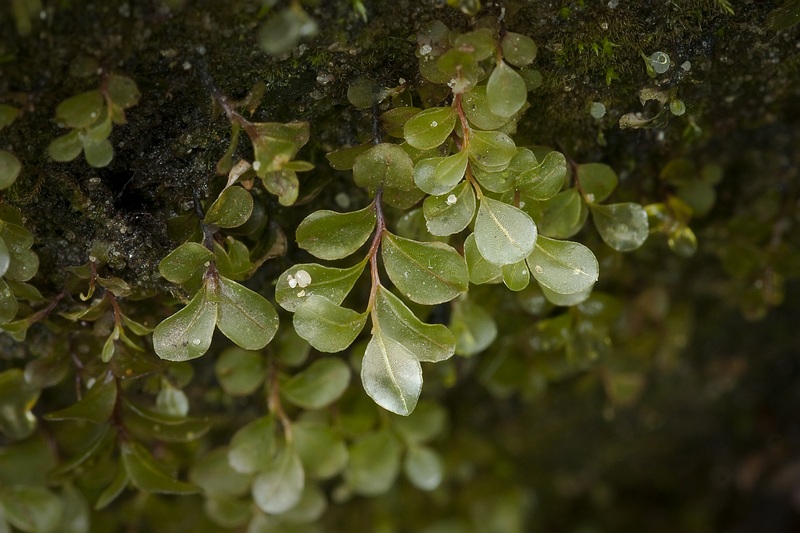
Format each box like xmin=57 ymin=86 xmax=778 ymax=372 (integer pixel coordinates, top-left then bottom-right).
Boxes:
xmin=464 ymin=233 xmax=502 ymax=285
xmin=83 ymin=138 xmax=113 ymax=168
xmin=293 ymin=422 xmax=348 ymax=479
xmin=228 ymin=416 xmax=276 ymax=474
xmin=106 ymin=75 xmax=141 ymax=109
xmin=374 ymin=286 xmax=455 ymax=363
xmin=0 ymin=279 xmax=16 ymax=324
xmin=474 ymin=197 xmax=538 ymax=266
xmin=381 ymin=231 xmax=468 ymax=305
xmin=347 ymin=77 xmax=389 ymax=109
xmin=344 ymin=430 xmax=402 ymax=496
xmin=423 ymin=180 xmax=477 ymax=236
xmin=502 ymin=260 xmax=530 ymax=291
xmin=0 ymin=150 xmax=21 ymax=190
xmin=260 ymin=169 xmax=298 ymax=206
xmin=250 ymin=121 xmax=310 ymax=175
xmin=121 ymin=440 xmax=198 ymax=494
xmin=155 ymin=382 xmax=188 ymax=417
xmin=502 ymin=32 xmax=538 ymax=67
xmin=528 ymin=236 xmax=599 ymax=295
xmin=152 ymin=286 xmax=218 ymax=361
xmin=352 ymin=143 xmax=415 ymax=193
xmin=468 ymin=130 xmax=517 ymax=171
xmin=189 ymin=448 xmax=251 ymax=498
xmin=96 ymin=276 xmax=131 ymax=298
xmin=275 ymin=261 xmax=366 ymax=313
xmin=415 ymin=150 xmax=468 ymax=196
xmin=216 ymin=276 xmax=279 ymax=350
xmin=55 ymin=90 xmax=104 ymax=129
xmin=451 ymin=297 xmax=497 ymax=356
xmin=258 ymin=5 xmax=317 ymax=56
xmin=295 ymin=203 xmax=376 ymax=260
xmin=461 ymin=86 xmax=509 ymax=130
xmin=590 ymin=202 xmax=649 ymax=251
xmin=541 ymin=284 xmax=592 ymax=306
xmin=325 ymin=142 xmax=372 ymax=171
xmin=577 ymin=163 xmax=618 ymax=203
xmin=380 ymin=107 xmax=421 ymax=138
xmin=252 ymin=446 xmax=304 ymax=514
xmin=668 ymin=225 xmax=698 ymax=258
xmin=474 ymin=147 xmax=536 ymax=194
xmin=204 ymin=186 xmax=254 ymax=228
xmin=48 ymin=131 xmax=83 ymax=162
xmin=0 ymin=486 xmax=63 ymax=533
xmin=282 ymin=358 xmax=351 ymax=409
xmin=486 ymin=61 xmax=527 ymax=117
xmin=50 ymin=425 xmax=109 ymax=475
xmin=404 ymin=445 xmax=444 ymax=491
xmin=361 ymin=330 xmax=422 ymax=416
xmin=527 ymin=188 xmax=585 ymax=239
xmin=214 ymin=347 xmax=266 ymax=396
xmin=518 ymin=150 xmax=566 ymax=201
xmin=453 ymin=28 xmax=496 ymax=61
xmin=293 ymin=295 xmax=367 ymax=353
xmin=158 ymin=242 xmax=214 ymax=285
xmin=403 ymin=107 xmax=457 ymax=150
xmin=44 ymin=375 xmax=116 ymax=423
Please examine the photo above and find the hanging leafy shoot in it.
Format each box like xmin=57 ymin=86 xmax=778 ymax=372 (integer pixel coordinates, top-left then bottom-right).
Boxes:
xmin=203 ymin=72 xmax=313 ymax=206
xmin=0 ymin=205 xmax=42 ymax=330
xmin=47 ymin=74 xmax=140 ymax=168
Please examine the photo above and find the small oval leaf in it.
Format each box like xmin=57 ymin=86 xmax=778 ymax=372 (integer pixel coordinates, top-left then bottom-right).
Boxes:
xmin=361 ymin=330 xmax=422 ymax=416
xmin=527 ymin=236 xmax=599 ymax=295
xmin=591 ymin=202 xmax=649 ymax=251
xmin=293 ymin=295 xmax=367 ymax=353
xmin=216 ymin=276 xmax=279 ymax=350
xmin=282 ymin=358 xmax=351 ymax=410
xmin=474 ymin=197 xmax=538 ymax=266
xmin=205 ymin=186 xmax=254 ymax=228
xmin=252 ymin=446 xmax=304 ymax=515
xmin=296 ymin=203 xmax=376 ymax=260
xmin=486 ymin=61 xmax=527 ymax=117
xmin=153 ymin=287 xmax=217 ymax=361
xmin=403 ymin=107 xmax=457 ymax=150
xmin=422 ymin=180 xmax=477 ymax=236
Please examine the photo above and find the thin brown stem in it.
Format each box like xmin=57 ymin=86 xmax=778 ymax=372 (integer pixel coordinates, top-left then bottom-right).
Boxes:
xmin=366 ymin=189 xmax=386 ymax=321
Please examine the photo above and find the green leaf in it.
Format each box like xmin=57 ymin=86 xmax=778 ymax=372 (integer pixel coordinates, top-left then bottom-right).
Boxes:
xmin=451 ymin=297 xmax=497 ymax=356
xmin=275 ymin=261 xmax=366 ymax=313
xmin=252 ymin=446 xmax=304 ymax=515
xmin=214 ymin=347 xmax=266 ymax=396
xmin=392 ymin=401 xmax=447 ymax=444
xmin=293 ymin=422 xmax=348 ymax=479
xmin=189 ymin=448 xmax=251 ymax=498
xmin=0 ymin=486 xmax=63 ymax=533
xmin=590 ymin=202 xmax=649 ymax=251
xmin=527 ymin=188 xmax=585 ymax=239
xmin=462 ymin=86 xmax=509 ymax=130
xmin=204 ymin=496 xmax=252 ymax=529
xmin=0 ymin=150 xmax=21 ymax=190
xmin=668 ymin=225 xmax=698 ymax=258
xmin=403 ymin=107 xmax=457 ymax=150
xmin=0 ymin=104 xmax=19 ymax=130
xmin=250 ymin=121 xmax=310 ymax=175
xmin=228 ymin=416 xmax=276 ymax=474
xmin=56 ymin=90 xmax=104 ymax=129
xmin=352 ymin=143 xmax=415 ymax=193
xmin=260 ymin=169 xmax=299 ymax=206
xmin=380 ymin=107 xmax=421 ymax=138
xmin=94 ymin=465 xmax=128 ymax=510
xmin=502 ymin=32 xmax=538 ymax=67
xmin=0 ymin=279 xmax=17 ymax=324
xmin=152 ymin=286 xmax=217 ymax=361
xmin=415 ymin=150 xmax=467 ymax=196
xmin=486 ymin=61 xmax=527 ymax=117
xmin=422 ymin=180 xmax=477 ymax=236
xmin=83 ymin=138 xmax=113 ymax=168
xmin=158 ymin=242 xmax=213 ymax=285
xmin=48 ymin=130 xmax=83 ymax=162
xmin=258 ymin=5 xmax=317 ymax=55
xmin=541 ymin=284 xmax=593 ymax=306
xmin=518 ymin=150 xmax=566 ymax=201
xmin=474 ymin=197 xmax=538 ymax=266
xmin=347 ymin=77 xmax=389 ymax=109
xmin=404 ymin=445 xmax=444 ymax=491
xmin=295 ymin=203 xmax=376 ymax=260
xmin=155 ymin=382 xmax=189 ymax=418
xmin=374 ymin=286 xmax=455 ymax=363
xmin=361 ymin=329 xmax=422 ymax=416
xmin=216 ymin=276 xmax=279 ymax=350
xmin=44 ymin=375 xmax=116 ymax=424
xmin=204 ymin=186 xmax=254 ymax=228
xmin=468 ymin=130 xmax=517 ymax=171
xmin=325 ymin=142 xmax=372 ymax=171
xmin=528 ymin=236 xmax=599 ymax=295
xmin=473 ymin=147 xmax=536 ymax=194
xmin=293 ymin=295 xmax=367 ymax=353
xmin=464 ymin=233 xmax=502 ymax=284
xmin=381 ymin=231 xmax=468 ymax=305
xmin=502 ymin=260 xmax=530 ymax=291
xmin=345 ymin=430 xmax=402 ymax=496
xmin=121 ymin=440 xmax=198 ymax=494
xmin=282 ymin=358 xmax=351 ymax=409
xmin=106 ymin=75 xmax=140 ymax=109
xmin=577 ymin=163 xmax=618 ymax=203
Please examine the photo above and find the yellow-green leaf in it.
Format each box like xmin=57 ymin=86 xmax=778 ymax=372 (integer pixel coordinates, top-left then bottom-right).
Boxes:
xmin=361 ymin=330 xmax=422 ymax=416
xmin=474 ymin=197 xmax=538 ymax=266
xmin=486 ymin=61 xmax=527 ymax=117
xmin=216 ymin=276 xmax=278 ymax=350
xmin=276 ymin=261 xmax=366 ymax=313
xmin=153 ymin=286 xmax=217 ymax=361
xmin=296 ymin=203 xmax=376 ymax=260
xmin=293 ymin=295 xmax=367 ymax=353
xmin=527 ymin=236 xmax=599 ymax=295
xmin=205 ymin=186 xmax=254 ymax=229
xmin=403 ymin=107 xmax=457 ymax=150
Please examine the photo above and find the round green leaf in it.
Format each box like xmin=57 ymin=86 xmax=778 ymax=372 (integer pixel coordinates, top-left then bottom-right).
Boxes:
xmin=518 ymin=150 xmax=567 ymax=201
xmin=344 ymin=430 xmax=402 ymax=496
xmin=296 ymin=203 xmax=376 ymax=260
xmin=526 ymin=188 xmax=586 ymax=239
xmin=392 ymin=401 xmax=448 ymax=444
xmin=502 ymin=260 xmax=530 ymax=292
xmin=216 ymin=276 xmax=279 ymax=350
xmin=527 ymin=236 xmax=599 ymax=295
xmin=541 ymin=284 xmax=592 ymax=306
xmin=277 ymin=484 xmax=327 ymax=525
xmin=0 ymin=486 xmax=63 ymax=533
xmin=204 ymin=497 xmax=252 ymax=529
xmin=228 ymin=416 xmax=276 ymax=474
xmin=0 ymin=104 xmax=19 ymax=130
xmin=501 ymin=32 xmax=538 ymax=67
xmin=403 ymin=107 xmax=457 ymax=150
xmin=190 ymin=447 xmax=251 ymax=498
xmin=474 ymin=197 xmax=538 ymax=266
xmin=417 ymin=150 xmax=468 ymax=196
xmin=214 ymin=347 xmax=267 ymax=396
xmin=282 ymin=358 xmax=351 ymax=409
xmin=48 ymin=130 xmax=83 ymax=162
xmin=293 ymin=295 xmax=367 ymax=353
xmin=468 ymin=130 xmax=517 ymax=171
xmin=381 ymin=231 xmax=468 ymax=305
xmin=461 ymin=86 xmax=509 ymax=130
xmin=486 ymin=61 xmax=527 ymax=117
xmin=347 ymin=77 xmax=389 ymax=109
xmin=153 ymin=287 xmax=218 ymax=361
xmin=473 ymin=147 xmax=536 ymax=194
xmin=361 ymin=330 xmax=422 ymax=416
xmin=0 ymin=150 xmax=21 ymax=190
xmin=464 ymin=233 xmax=502 ymax=285
xmin=56 ymin=90 xmax=104 ymax=129
xmin=83 ymin=138 xmax=113 ymax=168
xmin=276 ymin=261 xmax=367 ymax=313
xmin=252 ymin=446 xmax=304 ymax=515
xmin=158 ymin=242 xmax=214 ymax=285
xmin=404 ymin=445 xmax=444 ymax=491
xmin=106 ymin=75 xmax=141 ymax=109
xmin=204 ymin=186 xmax=254 ymax=229
xmin=352 ymin=143 xmax=415 ymax=193
xmin=293 ymin=422 xmax=349 ymax=479
xmin=590 ymin=202 xmax=649 ymax=251
xmin=451 ymin=297 xmax=498 ymax=356
xmin=577 ymin=163 xmax=618 ymax=204
xmin=423 ymin=180 xmax=477 ymax=236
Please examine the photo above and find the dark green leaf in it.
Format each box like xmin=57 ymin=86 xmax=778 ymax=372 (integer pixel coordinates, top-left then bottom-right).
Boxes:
xmin=361 ymin=329 xmax=422 ymax=416
xmin=276 ymin=261 xmax=366 ymax=313
xmin=228 ymin=416 xmax=276 ymax=474
xmin=345 ymin=430 xmax=402 ymax=496
xmin=282 ymin=358 xmax=351 ymax=409
xmin=325 ymin=143 xmax=372 ymax=171
xmin=293 ymin=295 xmax=367 ymax=353
xmin=44 ymin=374 xmax=116 ymax=424
xmin=0 ymin=150 xmax=21 ymax=190
xmin=295 ymin=203 xmax=376 ymax=260
xmin=577 ymin=163 xmax=618 ymax=203
xmin=214 ymin=347 xmax=266 ymax=396
xmin=158 ymin=242 xmax=213 ymax=285
xmin=94 ymin=464 xmax=128 ymax=510
xmin=205 ymin=186 xmax=254 ymax=228
xmin=474 ymin=197 xmax=538 ymax=265
xmin=152 ymin=285 xmax=217 ymax=361
xmin=518 ymin=150 xmax=566 ymax=201
xmin=252 ymin=446 xmax=304 ymax=514
xmin=216 ymin=276 xmax=278 ymax=350
xmin=0 ymin=485 xmax=63 ymax=533
xmin=121 ymin=440 xmax=198 ymax=494
xmin=422 ymin=180 xmax=477 ymax=236
xmin=0 ymin=278 xmax=17 ymax=324
xmin=403 ymin=107 xmax=457 ymax=150
xmin=352 ymin=143 xmax=415 ymax=193
xmin=527 ymin=188 xmax=585 ymax=239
